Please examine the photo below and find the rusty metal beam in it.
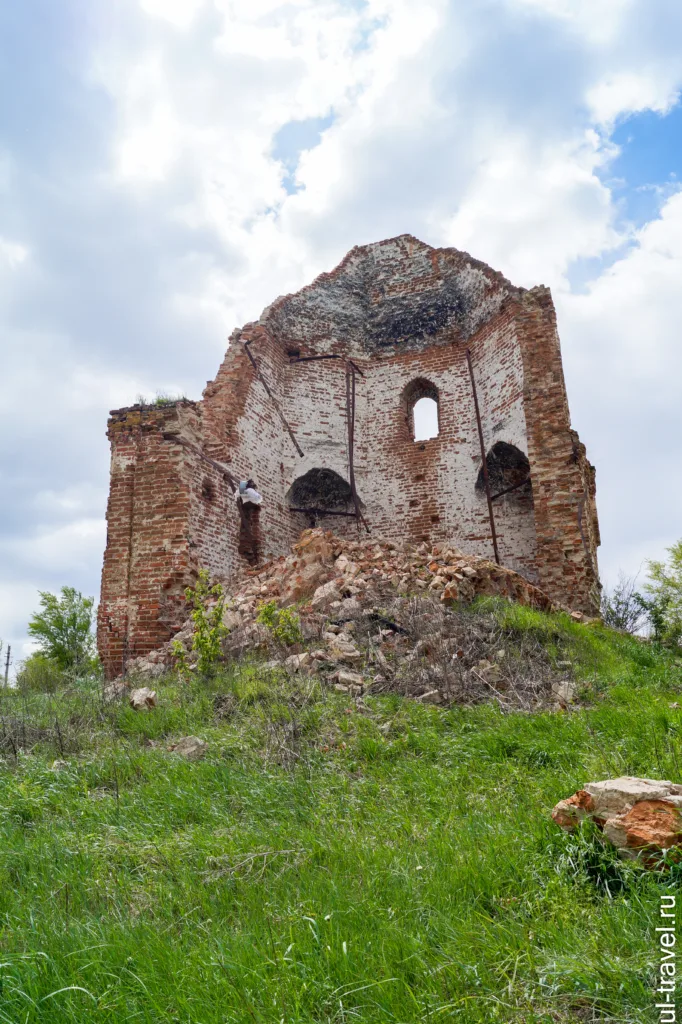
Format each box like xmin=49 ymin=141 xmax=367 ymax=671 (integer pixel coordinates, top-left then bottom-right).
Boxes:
xmin=289 ymin=507 xmax=359 ymax=518
xmin=244 ymin=342 xmax=304 ymax=458
xmin=465 ymin=348 xmax=500 ymax=565
xmin=289 ymin=354 xmax=341 ymax=363
xmin=490 ymin=475 xmax=531 ymax=502
xmin=162 ymin=433 xmax=256 ymax=546
xmin=163 ymin=433 xmax=238 ymax=490
xmin=345 ymin=361 xmax=370 ymax=533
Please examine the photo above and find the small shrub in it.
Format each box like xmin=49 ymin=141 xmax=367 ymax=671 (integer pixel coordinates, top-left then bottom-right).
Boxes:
xmin=15 ymin=653 xmax=65 ymax=693
xmin=27 ymin=586 xmax=96 ymax=671
xmin=600 ymin=572 xmax=647 ymax=634
xmin=640 ymin=541 xmax=682 ymax=647
xmin=185 ymin=569 xmax=228 ymax=677
xmin=256 ymin=601 xmax=304 ymax=645
xmin=171 ymin=638 xmax=190 ymax=680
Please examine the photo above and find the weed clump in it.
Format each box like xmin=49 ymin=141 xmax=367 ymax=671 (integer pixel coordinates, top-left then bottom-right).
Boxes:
xmin=257 ymin=600 xmax=304 ymax=645
xmin=182 ymin=569 xmax=228 ymax=677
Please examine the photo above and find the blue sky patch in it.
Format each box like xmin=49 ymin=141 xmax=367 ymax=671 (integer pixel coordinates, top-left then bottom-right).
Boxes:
xmin=602 ymin=100 xmax=682 ymax=226
xmin=273 ymin=115 xmax=335 ymax=194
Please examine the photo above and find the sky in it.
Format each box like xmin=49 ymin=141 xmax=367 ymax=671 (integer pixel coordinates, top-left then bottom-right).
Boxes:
xmin=1 ymin=0 xmax=681 ymax=671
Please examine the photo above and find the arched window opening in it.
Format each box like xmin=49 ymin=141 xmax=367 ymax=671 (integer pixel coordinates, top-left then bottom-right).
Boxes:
xmin=476 ymin=442 xmax=531 ymax=499
xmin=403 ymin=378 xmax=440 ymax=442
xmin=413 ymin=397 xmax=439 ymax=441
xmin=287 ymin=468 xmax=357 ymax=514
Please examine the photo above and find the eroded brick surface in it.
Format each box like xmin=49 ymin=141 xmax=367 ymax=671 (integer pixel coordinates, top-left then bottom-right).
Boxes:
xmin=98 ymin=234 xmax=600 ymax=678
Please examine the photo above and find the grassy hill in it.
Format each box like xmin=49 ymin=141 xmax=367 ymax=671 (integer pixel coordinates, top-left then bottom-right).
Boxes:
xmin=1 ymin=599 xmax=681 ymax=1023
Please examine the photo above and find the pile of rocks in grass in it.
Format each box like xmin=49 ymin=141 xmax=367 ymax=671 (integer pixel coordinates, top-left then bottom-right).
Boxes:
xmin=124 ymin=529 xmax=587 ymax=711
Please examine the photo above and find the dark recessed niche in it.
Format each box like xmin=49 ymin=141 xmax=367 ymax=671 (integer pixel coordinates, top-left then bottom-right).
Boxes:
xmin=287 ymin=468 xmax=355 ymax=512
xmin=476 ymin=442 xmax=531 ymax=497
xmin=201 ymin=477 xmax=217 ymax=502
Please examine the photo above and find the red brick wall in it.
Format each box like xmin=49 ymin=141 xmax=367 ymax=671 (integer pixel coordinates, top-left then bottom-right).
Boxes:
xmin=97 ymin=402 xmax=203 ymax=677
xmin=515 ymin=288 xmax=600 ymax=612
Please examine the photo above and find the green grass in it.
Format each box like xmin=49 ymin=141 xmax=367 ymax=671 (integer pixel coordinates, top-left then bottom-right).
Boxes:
xmin=1 ymin=602 xmax=681 ymax=1022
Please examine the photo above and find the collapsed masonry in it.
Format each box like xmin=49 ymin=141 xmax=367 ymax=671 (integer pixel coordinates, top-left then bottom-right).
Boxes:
xmin=97 ymin=234 xmax=600 ymax=679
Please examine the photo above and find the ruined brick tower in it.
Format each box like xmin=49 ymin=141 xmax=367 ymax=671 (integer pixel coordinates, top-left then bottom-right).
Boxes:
xmin=97 ymin=235 xmax=600 ymax=678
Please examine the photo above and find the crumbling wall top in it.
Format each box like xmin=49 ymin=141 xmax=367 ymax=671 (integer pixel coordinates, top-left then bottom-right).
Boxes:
xmin=258 ymin=234 xmax=525 ymax=356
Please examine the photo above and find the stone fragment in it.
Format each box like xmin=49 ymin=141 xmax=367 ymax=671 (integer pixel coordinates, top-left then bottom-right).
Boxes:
xmin=282 ymin=561 xmax=327 ymax=604
xmin=338 ymin=596 xmax=363 ymax=618
xmin=326 ymin=639 xmax=363 ymax=664
xmin=551 ymin=680 xmax=576 ymax=704
xmin=552 ymin=777 xmax=682 ymax=862
xmin=295 ymin=530 xmax=335 ymax=564
xmin=222 ymin=608 xmax=242 ymax=631
xmin=473 ymin=659 xmax=502 ymax=683
xmin=129 ymin=687 xmax=157 ymax=710
xmin=126 ymin=656 xmax=166 ymax=680
xmin=331 ymin=669 xmax=365 ymax=689
xmin=169 ymin=736 xmax=208 ymax=759
xmin=103 ymin=679 xmax=129 ymax=702
xmin=311 ymin=579 xmax=342 ymax=610
xmin=417 ymin=689 xmax=443 ymax=704
xmin=284 ymin=652 xmax=311 ymax=672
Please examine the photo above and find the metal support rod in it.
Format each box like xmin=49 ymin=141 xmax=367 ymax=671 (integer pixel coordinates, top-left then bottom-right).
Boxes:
xmin=163 ymin=433 xmax=238 ymax=491
xmin=289 ymin=354 xmax=341 ymax=363
xmin=490 ymin=475 xmax=531 ymax=502
xmin=465 ymin=348 xmax=500 ymax=565
xmin=345 ymin=361 xmax=370 ymax=533
xmin=289 ymin=507 xmax=360 ymax=518
xmin=244 ymin=342 xmax=304 ymax=457
xmin=162 ymin=433 xmax=256 ymax=546
xmin=289 ymin=354 xmax=364 ymax=376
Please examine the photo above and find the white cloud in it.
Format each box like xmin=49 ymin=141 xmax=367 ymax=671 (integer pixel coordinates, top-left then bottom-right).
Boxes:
xmin=0 ymin=519 xmax=106 ymax=576
xmin=558 ymin=189 xmax=682 ymax=584
xmin=140 ymin=0 xmax=206 ymax=30
xmin=588 ymin=71 xmax=680 ymax=125
xmin=509 ymin=0 xmax=634 ymax=43
xmin=443 ymin=131 xmax=622 ymax=288
xmin=0 ymin=237 xmax=28 ymax=269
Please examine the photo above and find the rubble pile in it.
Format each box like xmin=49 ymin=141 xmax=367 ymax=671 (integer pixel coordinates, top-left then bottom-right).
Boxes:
xmin=228 ymin=528 xmax=555 ymax=617
xmin=126 ymin=530 xmax=587 ymax=709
